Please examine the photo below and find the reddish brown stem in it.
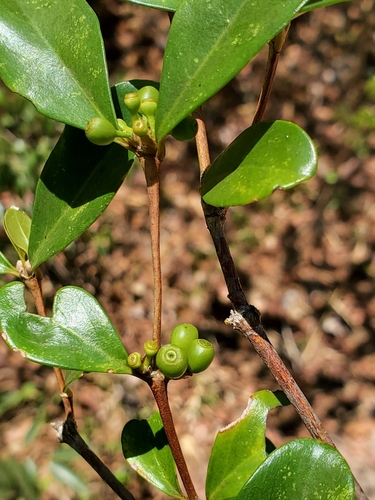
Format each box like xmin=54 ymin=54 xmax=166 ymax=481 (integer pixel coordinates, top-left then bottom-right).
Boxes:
xmin=141 ymin=154 xmax=162 ymax=347
xmin=150 ymin=376 xmax=198 ymax=500
xmin=252 ymin=24 xmax=290 ymax=125
xmin=24 ymin=274 xmax=73 ymax=419
xmin=25 ymin=273 xmax=137 ymax=499
xmin=201 ymin=204 xmax=369 ymax=500
xmin=196 ymin=110 xmax=368 ymax=499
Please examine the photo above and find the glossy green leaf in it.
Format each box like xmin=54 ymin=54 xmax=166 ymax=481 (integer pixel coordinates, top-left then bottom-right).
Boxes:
xmin=201 ymin=121 xmax=317 ymax=207
xmin=122 ymin=412 xmax=184 ymax=499
xmin=28 ymin=125 xmax=133 ymax=270
xmin=206 ymin=390 xmax=289 ymax=500
xmin=3 ymin=207 xmax=31 ymax=263
xmin=124 ymin=0 xmax=347 ymax=13
xmin=0 ymin=0 xmax=116 ymax=129
xmin=236 ymin=439 xmax=355 ymax=500
xmin=0 ymin=251 xmax=19 ymax=276
xmin=0 ymin=282 xmax=131 ymax=374
xmin=299 ymin=0 xmax=350 ymax=14
xmin=156 ymin=0 xmax=309 ymax=140
xmin=123 ymin=0 xmax=180 ymax=11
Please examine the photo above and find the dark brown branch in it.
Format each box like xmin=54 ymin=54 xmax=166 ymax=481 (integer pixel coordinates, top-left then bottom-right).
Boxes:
xmin=252 ymin=24 xmax=290 ymax=125
xmin=201 ymin=202 xmax=368 ymax=500
xmin=140 ymin=154 xmax=162 ymax=347
xmin=196 ymin=101 xmax=368 ymax=498
xmin=150 ymin=376 xmax=198 ymax=500
xmin=52 ymin=417 xmax=136 ymax=500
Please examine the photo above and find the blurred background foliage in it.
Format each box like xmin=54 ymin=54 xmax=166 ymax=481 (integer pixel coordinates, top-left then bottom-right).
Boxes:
xmin=0 ymin=0 xmax=375 ymax=499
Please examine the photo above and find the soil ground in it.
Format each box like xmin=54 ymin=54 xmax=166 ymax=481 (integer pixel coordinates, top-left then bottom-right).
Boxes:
xmin=1 ymin=1 xmax=375 ymax=499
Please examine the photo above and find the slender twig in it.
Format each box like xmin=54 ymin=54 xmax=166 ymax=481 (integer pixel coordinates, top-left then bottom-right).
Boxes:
xmin=52 ymin=417 xmax=136 ymax=500
xmin=196 ymin=109 xmax=368 ymax=499
xmin=24 ymin=272 xmax=136 ymax=499
xmin=201 ymin=201 xmax=369 ymax=500
xmin=252 ymin=24 xmax=290 ymax=125
xmin=24 ymin=274 xmax=74 ymax=419
xmin=140 ymin=154 xmax=162 ymax=347
xmin=150 ymin=375 xmax=198 ymax=500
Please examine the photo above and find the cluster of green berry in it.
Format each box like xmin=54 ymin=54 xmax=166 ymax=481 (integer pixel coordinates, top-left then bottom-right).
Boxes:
xmin=128 ymin=324 xmax=214 ymax=380
xmin=85 ymin=85 xmax=198 ymax=147
xmin=157 ymin=324 xmax=215 ymax=379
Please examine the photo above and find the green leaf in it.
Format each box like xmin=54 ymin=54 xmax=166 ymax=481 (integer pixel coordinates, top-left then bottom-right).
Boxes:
xmin=0 ymin=251 xmax=19 ymax=276
xmin=0 ymin=282 xmax=131 ymax=374
xmin=236 ymin=439 xmax=355 ymax=500
xmin=206 ymin=390 xmax=289 ymax=500
xmin=124 ymin=0 xmax=348 ymax=13
xmin=298 ymin=0 xmax=350 ymax=14
xmin=123 ymin=0 xmax=180 ymax=11
xmin=156 ymin=0 xmax=309 ymax=140
xmin=28 ymin=125 xmax=133 ymax=270
xmin=3 ymin=207 xmax=31 ymax=263
xmin=0 ymin=0 xmax=116 ymax=129
xmin=122 ymin=412 xmax=184 ymax=499
xmin=200 ymin=121 xmax=317 ymax=207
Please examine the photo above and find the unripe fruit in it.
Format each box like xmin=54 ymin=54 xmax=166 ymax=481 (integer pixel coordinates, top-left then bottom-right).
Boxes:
xmin=132 ymin=118 xmax=148 ymax=136
xmin=156 ymin=344 xmax=188 ymax=379
xmin=137 ymin=85 xmax=159 ymax=104
xmin=187 ymin=339 xmax=214 ymax=373
xmin=170 ymin=323 xmax=199 ymax=352
xmin=139 ymin=98 xmax=157 ymax=118
xmin=124 ymin=92 xmax=141 ymax=115
xmin=144 ymin=339 xmax=159 ymax=357
xmin=171 ymin=116 xmax=198 ymax=141
xmin=128 ymin=351 xmax=142 ymax=369
xmin=85 ymin=117 xmax=117 ymax=146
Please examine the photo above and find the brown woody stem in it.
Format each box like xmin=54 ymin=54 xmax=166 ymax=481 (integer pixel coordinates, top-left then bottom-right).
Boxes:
xmin=141 ymin=154 xmax=162 ymax=347
xmin=150 ymin=376 xmax=198 ymax=500
xmin=24 ymin=274 xmax=73 ymax=419
xmin=25 ymin=273 xmax=136 ymax=499
xmin=52 ymin=417 xmax=136 ymax=500
xmin=201 ymin=203 xmax=368 ymax=500
xmin=252 ymin=24 xmax=290 ymax=125
xmin=196 ymin=112 xmax=368 ymax=499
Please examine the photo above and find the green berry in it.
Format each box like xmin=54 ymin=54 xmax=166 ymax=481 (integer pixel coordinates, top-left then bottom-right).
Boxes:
xmin=137 ymin=85 xmax=159 ymax=104
xmin=156 ymin=344 xmax=188 ymax=379
xmin=124 ymin=92 xmax=141 ymax=115
xmin=139 ymin=98 xmax=157 ymax=118
xmin=170 ymin=323 xmax=199 ymax=352
xmin=144 ymin=339 xmax=159 ymax=357
xmin=85 ymin=117 xmax=117 ymax=146
xmin=171 ymin=116 xmax=198 ymax=141
xmin=132 ymin=118 xmax=148 ymax=136
xmin=128 ymin=352 xmax=142 ymax=369
xmin=187 ymin=339 xmax=214 ymax=374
